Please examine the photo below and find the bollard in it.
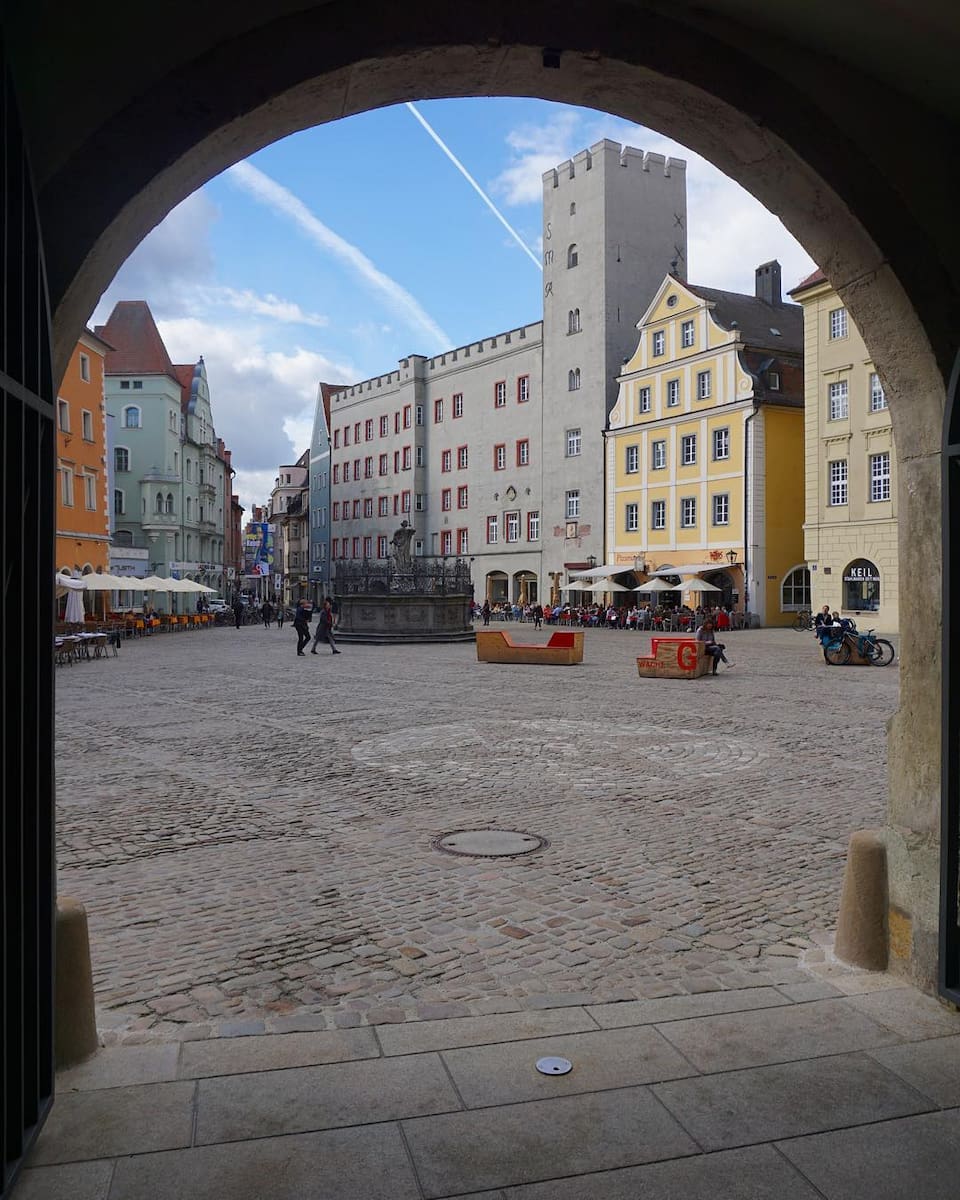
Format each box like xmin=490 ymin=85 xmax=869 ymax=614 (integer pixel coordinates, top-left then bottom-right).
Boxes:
xmin=55 ymin=897 xmax=99 ymax=1068
xmin=834 ymin=830 xmax=889 ymax=971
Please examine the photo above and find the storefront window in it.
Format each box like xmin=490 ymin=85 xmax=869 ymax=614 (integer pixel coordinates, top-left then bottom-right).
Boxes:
xmin=843 ymin=559 xmax=881 ymax=611
xmin=781 ymin=566 xmax=811 ymax=610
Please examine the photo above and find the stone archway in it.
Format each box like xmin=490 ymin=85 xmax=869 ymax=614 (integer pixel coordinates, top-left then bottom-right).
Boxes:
xmin=5 ymin=2 xmax=953 ymax=996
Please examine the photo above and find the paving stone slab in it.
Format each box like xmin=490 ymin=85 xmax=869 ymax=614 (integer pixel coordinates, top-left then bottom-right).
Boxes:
xmin=109 ymin=1123 xmax=420 ymax=1200
xmin=653 ymin=1051 xmax=933 ymax=1150
xmin=585 ymin=987 xmax=787 ymax=1029
xmin=402 ymin=1086 xmax=698 ymax=1197
xmin=777 ymin=1109 xmax=960 ymax=1200
xmin=844 ymin=987 xmax=960 ymax=1040
xmin=179 ymin=1028 xmax=378 ymax=1078
xmin=775 ymin=980 xmax=844 ymax=1002
xmin=377 ymin=1008 xmax=597 ymax=1056
xmin=195 ymin=1053 xmax=459 ymax=1144
xmin=15 ymin=1160 xmax=114 ymax=1200
xmin=656 ymin=998 xmax=902 ymax=1073
xmin=869 ymin=1035 xmax=960 ymax=1106
xmin=500 ymin=1144 xmax=822 ymax=1199
xmin=56 ymin=1044 xmax=180 ymax=1091
xmin=443 ymin=1026 xmax=695 ymax=1107
xmin=28 ymin=1081 xmax=195 ymax=1165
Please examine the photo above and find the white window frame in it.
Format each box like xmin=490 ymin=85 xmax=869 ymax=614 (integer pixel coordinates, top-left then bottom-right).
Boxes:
xmin=829 ymin=459 xmax=849 ymax=506
xmin=870 ymin=372 xmax=887 ymax=411
xmin=828 ymin=380 xmax=849 ymax=420
xmin=697 ymin=370 xmax=711 ymax=400
xmin=625 ymin=502 xmax=639 ymax=532
xmin=59 ymin=466 xmax=73 ymax=506
xmin=453 ymin=392 xmax=465 ymax=416
xmin=57 ymin=399 xmax=70 ymax=432
xmin=680 ymin=497 xmax=697 ymax=528
xmin=566 ymin=428 xmax=582 ymax=457
xmin=506 ymin=511 xmax=521 ymax=542
xmin=712 ymin=493 xmax=729 ymax=525
xmin=517 ymin=440 xmax=530 ymax=466
xmin=494 ymin=381 xmax=507 ymax=408
xmin=712 ymin=427 xmax=730 ymax=460
xmin=829 ymin=307 xmax=848 ymax=339
xmin=652 ymin=440 xmax=666 ymax=470
xmin=870 ymin=451 xmax=891 ymax=502
xmin=114 ymin=446 xmax=130 ymax=473
xmin=651 ymin=499 xmax=666 ymax=530
xmin=565 ymin=490 xmax=580 ymax=519
xmin=681 ymin=434 xmax=697 ymax=465
xmin=666 ymin=379 xmax=680 ymax=406
xmin=652 ymin=330 xmax=665 ymax=357
xmin=638 ymin=386 xmax=651 ymax=413
xmin=486 ymin=515 xmax=498 ymax=544
xmin=681 ymin=320 xmax=695 ymax=348
xmin=81 ymin=409 xmax=93 ymax=440
xmin=527 ymin=511 xmax=540 ymax=541
xmin=568 ymin=368 xmax=581 ymax=391
xmin=79 ymin=352 xmax=90 ymax=382
xmin=122 ymin=405 xmax=141 ymax=428
xmin=625 ymin=444 xmax=639 ymax=474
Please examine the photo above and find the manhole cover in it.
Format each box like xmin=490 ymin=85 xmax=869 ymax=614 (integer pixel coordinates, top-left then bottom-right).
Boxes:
xmin=536 ymin=1056 xmax=573 ymax=1076
xmin=433 ymin=828 xmax=548 ymax=858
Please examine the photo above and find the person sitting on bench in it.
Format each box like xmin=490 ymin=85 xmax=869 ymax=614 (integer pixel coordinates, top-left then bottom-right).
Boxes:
xmin=696 ymin=618 xmax=732 ymax=674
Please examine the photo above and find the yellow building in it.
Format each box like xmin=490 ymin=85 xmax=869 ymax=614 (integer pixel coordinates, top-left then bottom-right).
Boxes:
xmin=606 ymin=262 xmax=806 ymax=625
xmin=789 ymin=269 xmax=898 ymax=631
xmin=56 ymin=330 xmax=112 ymax=580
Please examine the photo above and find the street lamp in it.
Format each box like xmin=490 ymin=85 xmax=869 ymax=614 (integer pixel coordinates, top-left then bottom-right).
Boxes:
xmin=587 ymin=554 xmax=597 ymax=569
xmin=726 ymin=549 xmax=737 ymax=566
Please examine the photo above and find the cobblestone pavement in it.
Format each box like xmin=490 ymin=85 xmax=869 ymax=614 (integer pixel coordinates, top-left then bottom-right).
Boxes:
xmin=54 ymin=622 xmax=899 ymax=1041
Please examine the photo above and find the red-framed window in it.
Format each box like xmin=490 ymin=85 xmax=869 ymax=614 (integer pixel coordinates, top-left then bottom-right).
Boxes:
xmin=352 ymin=499 xmax=361 ymax=519
xmin=378 ymin=495 xmax=389 ymax=516
xmin=354 ymin=458 xmax=361 ymax=480
xmin=403 ymin=404 xmax=412 ymax=428
xmin=377 ymin=534 xmax=388 ymax=558
xmin=393 ymin=494 xmax=400 ymax=515
xmin=402 ymin=446 xmax=412 ymax=470
xmin=453 ymin=393 xmax=464 ymax=418
xmin=441 ymin=530 xmax=453 ymax=555
xmin=517 ymin=438 xmax=530 ymax=466
xmin=401 ymin=491 xmax=411 ymax=513
xmin=379 ymin=453 xmax=388 ymax=476
xmin=394 ymin=450 xmax=401 ymax=473
xmin=441 ymin=488 xmax=452 ymax=511
xmin=486 ymin=515 xmax=498 ymax=543
xmin=332 ymin=538 xmax=339 ymax=558
xmin=363 ymin=535 xmax=372 ymax=558
xmin=380 ymin=414 xmax=389 ymax=437
xmin=457 ymin=445 xmax=468 ymax=469
xmin=518 ymin=375 xmax=530 ymax=403
xmin=457 ymin=527 xmax=468 ymax=554
xmin=394 ymin=411 xmax=400 ymax=435
xmin=457 ymin=485 xmax=468 ymax=509
xmin=365 ymin=418 xmax=373 ymax=441
xmin=352 ymin=536 xmax=360 ymax=558
xmin=333 ymin=464 xmax=340 ymax=484
xmin=364 ymin=456 xmax=373 ymax=478
xmin=363 ymin=498 xmax=373 ymax=518
xmin=354 ymin=422 xmax=361 ymax=443
xmin=434 ymin=398 xmax=443 ymax=423
xmin=494 ymin=380 xmax=507 ymax=408
xmin=332 ymin=501 xmax=340 ymax=520
xmin=441 ymin=449 xmax=452 ymax=472
xmin=494 ymin=444 xmax=506 ymax=470
xmin=344 ymin=426 xmax=351 ymax=446
xmin=333 ymin=429 xmax=340 ymax=448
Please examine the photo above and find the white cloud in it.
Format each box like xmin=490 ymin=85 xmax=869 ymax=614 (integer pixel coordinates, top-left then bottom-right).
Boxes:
xmin=490 ymin=107 xmax=816 ymax=294
xmin=194 ymin=287 xmax=329 ymax=328
xmin=227 ymin=161 xmax=452 ymax=351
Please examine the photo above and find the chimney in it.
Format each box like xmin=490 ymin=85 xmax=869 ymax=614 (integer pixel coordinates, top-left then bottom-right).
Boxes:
xmin=755 ymin=260 xmax=782 ymax=306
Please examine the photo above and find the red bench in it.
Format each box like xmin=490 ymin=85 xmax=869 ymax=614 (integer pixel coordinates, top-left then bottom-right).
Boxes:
xmin=477 ymin=629 xmax=584 ymax=665
xmin=637 ymin=636 xmax=710 ymax=679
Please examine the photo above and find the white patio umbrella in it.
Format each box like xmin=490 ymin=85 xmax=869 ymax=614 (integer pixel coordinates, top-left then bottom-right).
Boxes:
xmin=683 ymin=578 xmax=722 ymax=593
xmin=583 ymin=579 xmax=630 ymax=593
xmin=139 ymin=575 xmax=175 ymax=590
xmin=60 ymin=575 xmax=86 ymax=623
xmin=633 ymin=578 xmax=679 ymax=593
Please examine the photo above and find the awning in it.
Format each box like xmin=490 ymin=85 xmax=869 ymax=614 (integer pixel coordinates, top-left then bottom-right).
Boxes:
xmin=568 ymin=564 xmax=630 ymax=579
xmin=648 ymin=563 xmax=732 ymax=577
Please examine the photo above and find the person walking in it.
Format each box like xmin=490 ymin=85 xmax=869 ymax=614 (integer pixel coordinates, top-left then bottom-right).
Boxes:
xmin=532 ymin=603 xmax=543 ymax=630
xmin=261 ymin=599 xmax=273 ymax=628
xmin=232 ymin=596 xmax=244 ymax=630
xmin=482 ymin=600 xmax=491 ymax=626
xmin=311 ymin=597 xmax=341 ymax=655
xmin=276 ymin=602 xmax=285 ymax=629
xmin=293 ymin=600 xmax=312 ymax=656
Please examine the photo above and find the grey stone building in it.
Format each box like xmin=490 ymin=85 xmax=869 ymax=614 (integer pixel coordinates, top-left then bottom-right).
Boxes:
xmin=309 ymin=383 xmax=334 ymax=603
xmin=324 ymin=140 xmax=686 ymax=604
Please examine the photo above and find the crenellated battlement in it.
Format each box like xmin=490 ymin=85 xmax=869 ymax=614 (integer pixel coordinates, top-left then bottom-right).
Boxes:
xmin=543 ymin=140 xmax=686 ymax=188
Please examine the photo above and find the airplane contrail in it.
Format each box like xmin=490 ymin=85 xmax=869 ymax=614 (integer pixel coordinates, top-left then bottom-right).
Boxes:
xmin=228 ymin=160 xmax=451 ymax=349
xmin=405 ymin=103 xmax=543 ymax=272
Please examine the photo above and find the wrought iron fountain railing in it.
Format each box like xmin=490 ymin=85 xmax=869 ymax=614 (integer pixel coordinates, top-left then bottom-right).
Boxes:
xmin=334 ymin=557 xmax=473 ymax=596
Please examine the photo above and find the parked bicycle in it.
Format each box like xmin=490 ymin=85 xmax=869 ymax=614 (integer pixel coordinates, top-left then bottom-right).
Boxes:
xmin=819 ymin=619 xmax=895 ymax=666
xmin=792 ymin=609 xmax=813 ymax=631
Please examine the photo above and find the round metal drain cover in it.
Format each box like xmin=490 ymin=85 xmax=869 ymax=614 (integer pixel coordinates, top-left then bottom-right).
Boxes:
xmin=536 ymin=1056 xmax=573 ymax=1076
xmin=433 ymin=828 xmax=548 ymax=858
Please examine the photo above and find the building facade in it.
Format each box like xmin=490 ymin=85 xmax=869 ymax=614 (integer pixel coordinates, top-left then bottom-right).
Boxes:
xmin=269 ymin=451 xmax=309 ymax=605
xmin=789 ymin=269 xmax=899 ymax=630
xmin=309 ymin=383 xmax=334 ymax=603
xmin=606 ymin=263 xmax=805 ymax=625
xmin=96 ymin=302 xmax=229 ymax=605
xmin=55 ymin=330 xmax=112 ymax=582
xmin=323 ymin=141 xmax=687 ymax=604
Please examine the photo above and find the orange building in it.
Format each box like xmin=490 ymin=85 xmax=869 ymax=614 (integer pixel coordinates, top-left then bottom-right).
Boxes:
xmin=56 ymin=330 xmax=112 ymax=577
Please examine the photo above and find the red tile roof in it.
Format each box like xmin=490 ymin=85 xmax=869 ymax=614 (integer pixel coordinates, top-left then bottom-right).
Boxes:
xmin=788 ymin=267 xmax=827 ymax=295
xmin=172 ymin=363 xmax=195 ymax=412
xmin=95 ymin=301 xmax=179 ymax=381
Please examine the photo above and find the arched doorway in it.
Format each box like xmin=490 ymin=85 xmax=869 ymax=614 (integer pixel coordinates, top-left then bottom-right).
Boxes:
xmin=513 ymin=570 xmax=538 ymax=604
xmin=485 ymin=570 xmax=508 ymax=604
xmin=3 ymin=11 xmax=959 ymax=1184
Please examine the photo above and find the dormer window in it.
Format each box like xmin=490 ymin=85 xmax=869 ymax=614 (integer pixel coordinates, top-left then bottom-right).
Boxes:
xmin=768 ymin=371 xmax=781 ymax=391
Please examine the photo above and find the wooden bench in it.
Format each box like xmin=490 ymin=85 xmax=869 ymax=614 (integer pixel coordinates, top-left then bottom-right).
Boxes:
xmin=476 ymin=629 xmax=584 ymax=665
xmin=637 ymin=636 xmax=710 ymax=679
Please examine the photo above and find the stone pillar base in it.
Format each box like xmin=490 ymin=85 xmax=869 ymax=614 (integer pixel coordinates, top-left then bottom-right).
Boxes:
xmin=55 ymin=897 xmax=99 ymax=1068
xmin=834 ymin=830 xmax=889 ymax=971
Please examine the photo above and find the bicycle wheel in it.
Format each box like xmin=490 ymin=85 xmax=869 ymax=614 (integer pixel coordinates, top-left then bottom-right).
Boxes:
xmin=869 ymin=638 xmax=895 ymax=666
xmin=823 ymin=640 xmax=850 ymax=665
xmin=793 ymin=611 xmax=810 ymax=631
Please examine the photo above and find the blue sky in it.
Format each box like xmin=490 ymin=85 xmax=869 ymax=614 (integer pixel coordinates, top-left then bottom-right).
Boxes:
xmin=92 ymin=98 xmax=815 ymax=512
